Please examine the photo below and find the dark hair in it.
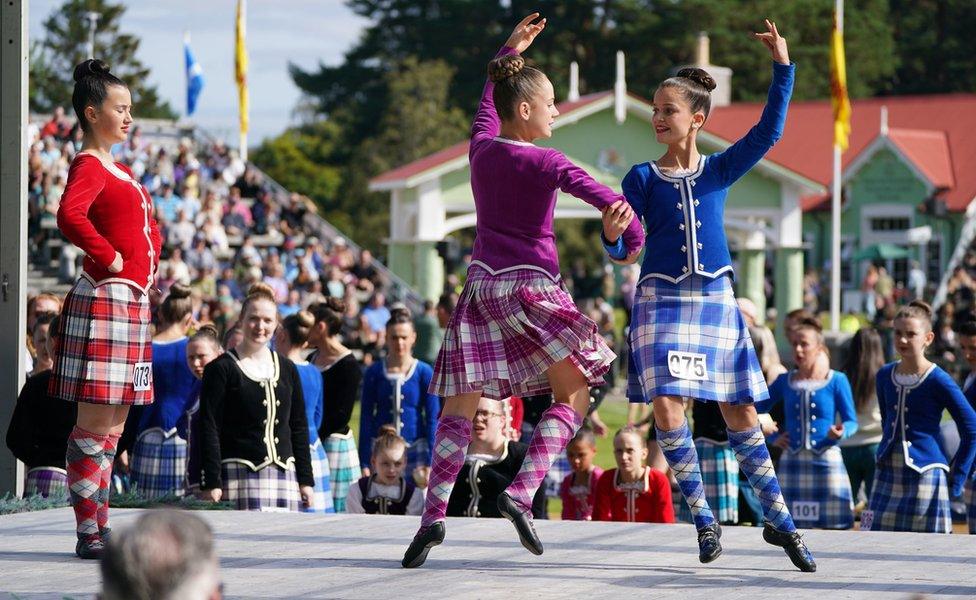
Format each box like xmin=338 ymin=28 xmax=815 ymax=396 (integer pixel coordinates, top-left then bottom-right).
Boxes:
xmin=281 ymin=310 xmax=315 ymax=346
xmin=657 ymin=67 xmax=716 ymax=122
xmin=221 ymin=321 xmax=242 ymax=348
xmin=189 ymin=323 xmax=222 ymax=350
xmin=71 ymin=59 xmax=127 ymax=133
xmin=159 ymin=283 xmax=193 ymax=326
xmin=437 ymin=292 xmax=457 ymax=315
xmin=386 ymin=307 xmax=413 ymax=331
xmin=309 ymin=298 xmax=345 ymax=337
xmin=487 ymin=54 xmax=549 ymax=121
xmin=896 ymin=300 xmax=934 ymax=329
xmin=32 ymin=311 xmax=57 ymax=336
xmin=48 ymin=314 xmax=61 ymax=339
xmin=953 ymin=314 xmax=976 ymax=337
xmin=842 ymin=328 xmax=885 ymax=412
xmin=569 ymin=425 xmax=596 ymax=448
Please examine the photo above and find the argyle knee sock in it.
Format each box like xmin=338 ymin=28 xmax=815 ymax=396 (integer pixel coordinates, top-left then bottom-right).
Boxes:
xmin=657 ymin=421 xmax=716 ymax=529
xmin=506 ymin=402 xmax=582 ymax=511
xmin=419 ymin=415 xmax=473 ymax=528
xmin=66 ymin=427 xmax=108 ymax=537
xmin=97 ymin=433 xmax=120 ymax=532
xmin=727 ymin=425 xmax=796 ymax=533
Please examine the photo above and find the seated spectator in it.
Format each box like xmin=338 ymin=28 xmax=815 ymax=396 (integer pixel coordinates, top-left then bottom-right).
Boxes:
xmin=593 ymin=426 xmax=675 ymax=523
xmin=99 ymin=510 xmax=222 ymax=600
xmin=154 ymin=182 xmax=183 ymax=224
xmin=362 ymin=292 xmax=391 ymax=342
xmin=346 ymin=425 xmax=425 ymax=515
xmin=186 ymin=235 xmax=218 ymax=274
xmin=280 ymin=193 xmax=308 ymax=236
xmin=352 ymin=249 xmax=380 ymax=287
xmin=167 ymin=209 xmax=197 ymax=251
xmin=40 ymin=106 xmax=71 ymax=140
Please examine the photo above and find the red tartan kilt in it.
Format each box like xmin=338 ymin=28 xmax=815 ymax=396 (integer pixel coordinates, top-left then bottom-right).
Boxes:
xmin=49 ymin=274 xmax=153 ymax=405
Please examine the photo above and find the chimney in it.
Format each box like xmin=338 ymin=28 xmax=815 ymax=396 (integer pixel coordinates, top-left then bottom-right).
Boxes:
xmin=615 ymin=51 xmax=626 ymax=124
xmin=678 ymin=32 xmax=733 ymax=108
xmin=568 ymin=61 xmax=579 ymax=102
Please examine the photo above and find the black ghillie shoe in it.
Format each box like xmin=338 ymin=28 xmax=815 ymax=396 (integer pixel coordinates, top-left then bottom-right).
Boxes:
xmin=99 ymin=527 xmax=112 ymax=544
xmin=401 ymin=521 xmax=445 ymax=568
xmin=75 ymin=533 xmax=104 ymax=560
xmin=763 ymin=523 xmax=817 ymax=572
xmin=497 ymin=492 xmax=543 ymax=555
xmin=697 ymin=522 xmax=722 ymax=563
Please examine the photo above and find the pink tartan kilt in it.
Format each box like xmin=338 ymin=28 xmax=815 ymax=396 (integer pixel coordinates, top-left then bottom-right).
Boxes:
xmin=49 ymin=274 xmax=153 ymax=405
xmin=431 ymin=265 xmax=616 ymax=400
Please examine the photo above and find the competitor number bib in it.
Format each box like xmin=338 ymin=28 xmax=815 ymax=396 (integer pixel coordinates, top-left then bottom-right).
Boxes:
xmin=667 ymin=350 xmax=708 ymax=381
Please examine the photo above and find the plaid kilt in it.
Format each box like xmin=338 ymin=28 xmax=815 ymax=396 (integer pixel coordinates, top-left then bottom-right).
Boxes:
xmin=325 ymin=431 xmax=360 ymax=513
xmin=49 ymin=275 xmax=153 ymax=405
xmin=865 ymin=451 xmax=951 ymax=533
xmin=628 ymin=275 xmax=768 ymax=405
xmin=431 ymin=265 xmax=615 ymax=400
xmin=222 ymin=462 xmax=302 ymax=512
xmin=130 ymin=428 xmax=187 ymax=499
xmin=778 ymin=446 xmax=854 ymax=529
xmin=676 ymin=439 xmax=739 ymax=524
xmin=24 ymin=467 xmax=68 ymax=499
xmin=306 ymin=438 xmax=335 ymax=514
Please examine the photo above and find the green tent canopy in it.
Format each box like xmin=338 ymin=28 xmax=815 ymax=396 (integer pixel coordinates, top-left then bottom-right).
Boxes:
xmin=852 ymin=243 xmax=910 ymax=261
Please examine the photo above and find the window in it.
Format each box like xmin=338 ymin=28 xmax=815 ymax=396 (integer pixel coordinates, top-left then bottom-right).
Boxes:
xmin=870 ymin=217 xmax=910 ymax=232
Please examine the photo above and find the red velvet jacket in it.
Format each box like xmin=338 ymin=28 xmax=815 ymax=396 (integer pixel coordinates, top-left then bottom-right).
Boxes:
xmin=57 ymin=154 xmax=161 ymax=292
xmin=592 ymin=467 xmax=675 ymax=524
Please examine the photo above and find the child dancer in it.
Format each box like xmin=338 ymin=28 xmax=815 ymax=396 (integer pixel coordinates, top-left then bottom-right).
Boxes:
xmin=839 ymin=328 xmax=885 ymax=509
xmin=758 ymin=317 xmax=858 ymax=529
xmin=183 ymin=325 xmax=223 ymax=496
xmin=360 ymin=309 xmax=440 ymax=475
xmin=308 ymin=299 xmax=363 ymax=512
xmin=130 ymin=284 xmax=198 ymax=498
xmin=559 ymin=426 xmax=603 ymax=521
xmin=198 ymin=283 xmax=315 ymax=512
xmin=604 ymin=20 xmax=814 ymax=570
xmin=402 ymin=13 xmax=645 ymax=568
xmin=276 ymin=311 xmax=335 ymax=513
xmin=7 ymin=315 xmax=77 ymax=498
xmin=50 ymin=59 xmax=161 ymax=558
xmin=593 ymin=427 xmax=674 ymax=523
xmin=346 ymin=425 xmax=425 ymax=515
xmin=865 ymin=301 xmax=976 ymax=533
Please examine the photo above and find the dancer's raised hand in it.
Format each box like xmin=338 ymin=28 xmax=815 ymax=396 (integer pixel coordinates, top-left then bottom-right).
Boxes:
xmin=753 ymin=19 xmax=789 ymax=65
xmin=505 ymin=13 xmax=547 ymax=53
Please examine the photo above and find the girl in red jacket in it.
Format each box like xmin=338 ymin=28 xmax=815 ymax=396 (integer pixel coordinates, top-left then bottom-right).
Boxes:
xmin=50 ymin=59 xmax=161 ymax=559
xmin=593 ymin=426 xmax=675 ymax=523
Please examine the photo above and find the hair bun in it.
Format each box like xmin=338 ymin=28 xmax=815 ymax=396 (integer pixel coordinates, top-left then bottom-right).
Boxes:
xmin=324 ymin=297 xmax=346 ymax=314
xmin=488 ymin=55 xmax=525 ymax=83
xmin=168 ymin=282 xmax=193 ymax=300
xmin=909 ymin=300 xmax=934 ymax=319
xmin=676 ymin=67 xmax=717 ymax=92
xmin=73 ymin=59 xmax=111 ymax=83
xmin=296 ymin=310 xmax=315 ymax=329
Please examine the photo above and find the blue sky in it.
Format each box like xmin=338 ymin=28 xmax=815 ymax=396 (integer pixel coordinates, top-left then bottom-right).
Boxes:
xmin=28 ymin=0 xmax=368 ymax=143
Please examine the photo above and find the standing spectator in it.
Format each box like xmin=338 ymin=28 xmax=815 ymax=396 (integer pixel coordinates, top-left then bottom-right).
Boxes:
xmin=840 ymin=328 xmax=885 ymax=507
xmin=325 ymin=266 xmax=346 ymax=298
xmin=862 ymin=264 xmax=880 ymax=321
xmin=362 ymin=292 xmax=391 ymax=346
xmin=908 ymin=261 xmax=927 ymax=302
xmin=413 ymin=300 xmax=444 ymax=366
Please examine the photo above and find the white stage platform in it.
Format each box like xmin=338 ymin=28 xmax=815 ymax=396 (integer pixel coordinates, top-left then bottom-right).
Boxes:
xmin=1 ymin=508 xmax=975 ymax=599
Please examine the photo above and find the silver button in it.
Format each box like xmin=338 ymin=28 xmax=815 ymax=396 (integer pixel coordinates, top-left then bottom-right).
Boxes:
xmin=697 ymin=243 xmax=703 ymax=249
xmin=276 ymin=401 xmax=280 ymax=406
xmin=694 ymin=199 xmax=700 ymax=206
xmin=696 ymin=220 xmax=702 ymax=228
xmin=274 ymin=437 xmax=279 ymax=443
xmin=673 ymin=183 xmax=680 ymax=189
xmin=263 ymin=419 xmax=267 ymax=424
xmin=690 ymin=180 xmax=696 ymax=187
xmin=681 ymin=245 xmax=687 ymax=252
xmin=699 ymin=263 xmax=705 ymax=269
xmin=264 ymin=455 xmax=270 ymax=460
xmin=263 ymin=401 xmax=268 ymax=406
xmin=811 ymin=428 xmax=817 ymax=433
xmin=274 ymin=419 xmax=279 ymax=424
xmin=147 ymin=251 xmax=152 ymax=257
xmin=676 ymin=203 xmax=683 ymax=210
xmin=682 ymin=266 xmax=688 ymax=272
xmin=679 ymin=224 xmax=686 ymax=230
xmin=811 ymin=403 xmax=816 ymax=408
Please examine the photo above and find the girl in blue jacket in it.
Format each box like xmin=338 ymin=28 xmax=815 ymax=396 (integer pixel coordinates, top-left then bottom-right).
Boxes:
xmin=758 ymin=316 xmax=858 ymax=529
xmin=866 ymin=301 xmax=976 ymax=533
xmin=605 ymin=19 xmax=813 ymax=571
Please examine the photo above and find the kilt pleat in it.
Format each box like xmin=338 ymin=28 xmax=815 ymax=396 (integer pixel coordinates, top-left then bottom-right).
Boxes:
xmin=675 ymin=439 xmax=739 ymax=524
xmin=866 ymin=451 xmax=950 ymax=533
xmin=431 ymin=266 xmax=615 ymax=400
xmin=222 ymin=462 xmax=302 ymax=512
xmin=24 ymin=467 xmax=69 ymax=499
xmin=306 ymin=438 xmax=335 ymax=514
xmin=778 ymin=446 xmax=854 ymax=529
xmin=628 ymin=275 xmax=768 ymax=404
xmin=49 ymin=275 xmax=153 ymax=405
xmin=325 ymin=431 xmax=360 ymax=513
xmin=130 ymin=428 xmax=187 ymax=499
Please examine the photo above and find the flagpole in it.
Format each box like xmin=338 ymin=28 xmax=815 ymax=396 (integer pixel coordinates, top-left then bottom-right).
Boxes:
xmin=829 ymin=0 xmax=843 ymax=333
xmin=236 ymin=0 xmax=249 ymax=162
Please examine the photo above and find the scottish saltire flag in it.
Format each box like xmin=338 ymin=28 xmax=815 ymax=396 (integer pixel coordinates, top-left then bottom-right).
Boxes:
xmin=184 ymin=32 xmax=205 ymax=116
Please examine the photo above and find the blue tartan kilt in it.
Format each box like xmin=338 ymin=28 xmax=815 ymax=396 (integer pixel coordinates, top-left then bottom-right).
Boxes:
xmin=325 ymin=431 xmax=360 ymax=513
xmin=222 ymin=462 xmax=302 ymax=512
xmin=865 ymin=451 xmax=951 ymax=533
xmin=967 ymin=477 xmax=976 ymax=535
xmin=778 ymin=446 xmax=854 ymax=529
xmin=130 ymin=428 xmax=187 ymax=499
xmin=675 ymin=439 xmax=739 ymax=524
xmin=628 ymin=275 xmax=768 ymax=405
xmin=24 ymin=467 xmax=69 ymax=499
xmin=306 ymin=438 xmax=335 ymax=514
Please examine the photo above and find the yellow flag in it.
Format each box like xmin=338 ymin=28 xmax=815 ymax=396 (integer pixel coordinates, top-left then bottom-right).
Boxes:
xmin=235 ymin=0 xmax=249 ymax=135
xmin=829 ymin=15 xmax=851 ymax=151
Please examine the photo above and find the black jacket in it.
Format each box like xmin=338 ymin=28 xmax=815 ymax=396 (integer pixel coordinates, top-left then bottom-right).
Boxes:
xmin=316 ymin=352 xmax=362 ymax=439
xmin=6 ymin=371 xmax=77 ymax=469
xmin=447 ymin=440 xmax=547 ymax=519
xmin=198 ymin=351 xmax=313 ymax=490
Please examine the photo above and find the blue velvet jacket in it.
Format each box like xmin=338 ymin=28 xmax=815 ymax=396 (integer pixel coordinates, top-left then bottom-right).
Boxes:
xmin=605 ymin=61 xmax=794 ymax=283
xmin=757 ymin=370 xmax=858 ymax=454
xmin=359 ymin=359 xmax=440 ymax=466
